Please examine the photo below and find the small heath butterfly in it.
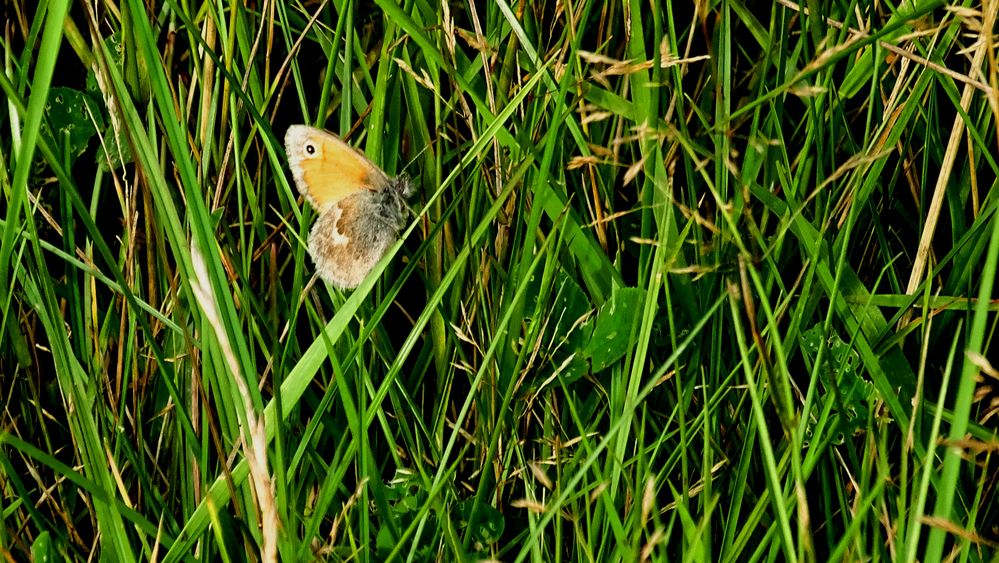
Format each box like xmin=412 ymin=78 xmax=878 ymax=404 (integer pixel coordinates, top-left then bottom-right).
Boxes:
xmin=284 ymin=125 xmax=412 ymax=289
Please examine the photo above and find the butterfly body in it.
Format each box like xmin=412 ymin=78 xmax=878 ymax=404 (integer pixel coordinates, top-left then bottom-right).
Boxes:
xmin=284 ymin=125 xmax=412 ymax=289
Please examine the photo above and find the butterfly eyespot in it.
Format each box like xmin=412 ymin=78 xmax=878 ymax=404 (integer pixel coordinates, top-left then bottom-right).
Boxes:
xmin=305 ymin=143 xmax=316 ymax=155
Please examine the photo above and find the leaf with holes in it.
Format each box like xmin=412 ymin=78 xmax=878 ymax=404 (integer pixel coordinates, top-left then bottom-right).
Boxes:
xmin=44 ymin=87 xmax=102 ymax=167
xmin=800 ymin=325 xmax=873 ymax=444
xmin=583 ymin=287 xmax=645 ymax=372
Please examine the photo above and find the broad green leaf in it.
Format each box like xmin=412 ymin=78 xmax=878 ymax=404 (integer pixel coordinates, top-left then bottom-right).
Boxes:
xmin=583 ymin=287 xmax=645 ymax=372
xmin=43 ymin=87 xmax=101 ymax=166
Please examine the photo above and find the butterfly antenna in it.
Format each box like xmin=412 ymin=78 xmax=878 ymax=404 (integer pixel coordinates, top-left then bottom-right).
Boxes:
xmin=401 ymin=140 xmax=433 ymax=177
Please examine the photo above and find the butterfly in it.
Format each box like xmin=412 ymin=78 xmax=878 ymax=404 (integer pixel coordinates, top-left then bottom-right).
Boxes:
xmin=285 ymin=125 xmax=412 ymax=289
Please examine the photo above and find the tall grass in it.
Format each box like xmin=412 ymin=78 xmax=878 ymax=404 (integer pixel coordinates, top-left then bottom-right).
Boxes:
xmin=1 ymin=0 xmax=997 ymax=561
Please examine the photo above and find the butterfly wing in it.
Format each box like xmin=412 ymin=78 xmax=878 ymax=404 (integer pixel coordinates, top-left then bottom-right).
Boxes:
xmin=284 ymin=125 xmax=390 ymax=209
xmin=307 ymin=191 xmax=399 ymax=288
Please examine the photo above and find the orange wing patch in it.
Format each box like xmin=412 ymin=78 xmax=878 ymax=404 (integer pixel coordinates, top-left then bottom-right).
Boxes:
xmin=285 ymin=125 xmax=388 ymax=208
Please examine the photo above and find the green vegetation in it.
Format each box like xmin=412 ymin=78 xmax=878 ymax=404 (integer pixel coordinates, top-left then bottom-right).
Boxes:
xmin=2 ymin=0 xmax=998 ymax=561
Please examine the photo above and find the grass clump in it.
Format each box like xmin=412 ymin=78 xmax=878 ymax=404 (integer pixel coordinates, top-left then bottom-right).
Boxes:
xmin=1 ymin=0 xmax=998 ymax=561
